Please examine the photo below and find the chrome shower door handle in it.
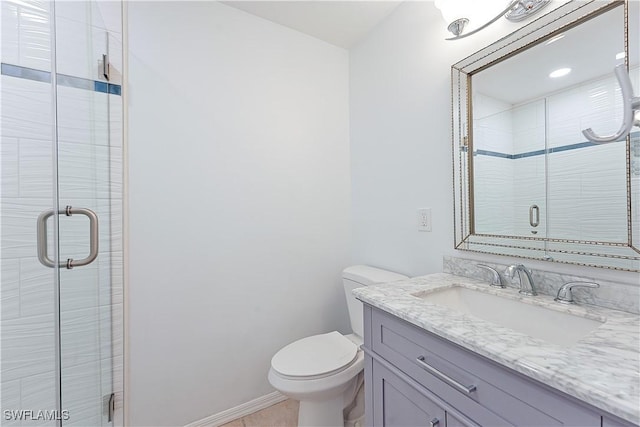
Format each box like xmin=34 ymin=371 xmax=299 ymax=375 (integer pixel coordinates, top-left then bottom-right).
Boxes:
xmin=37 ymin=208 xmax=57 ymax=268
xmin=69 ymin=207 xmax=99 ymax=268
xmin=529 ymin=204 xmax=540 ymax=227
xmin=37 ymin=206 xmax=99 ymax=269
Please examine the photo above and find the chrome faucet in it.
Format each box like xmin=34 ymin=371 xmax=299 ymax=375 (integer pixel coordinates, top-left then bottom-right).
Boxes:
xmin=555 ymin=281 xmax=600 ymax=304
xmin=477 ymin=264 xmax=505 ymax=288
xmin=506 ymin=264 xmax=537 ymax=296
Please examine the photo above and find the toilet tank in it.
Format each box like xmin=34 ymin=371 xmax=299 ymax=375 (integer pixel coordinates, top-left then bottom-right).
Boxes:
xmin=343 ymin=265 xmax=408 ymax=338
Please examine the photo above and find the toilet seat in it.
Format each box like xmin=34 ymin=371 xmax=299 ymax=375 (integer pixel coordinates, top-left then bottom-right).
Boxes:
xmin=271 ymin=331 xmax=358 ymax=380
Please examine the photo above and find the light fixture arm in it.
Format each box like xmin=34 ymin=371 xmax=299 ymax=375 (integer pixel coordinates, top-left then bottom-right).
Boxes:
xmin=445 ymin=0 xmax=522 ymax=41
xmin=582 ymin=64 xmax=640 ymax=144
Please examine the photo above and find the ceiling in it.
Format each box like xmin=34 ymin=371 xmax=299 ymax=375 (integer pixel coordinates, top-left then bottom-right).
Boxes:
xmin=220 ymin=1 xmax=403 ymax=49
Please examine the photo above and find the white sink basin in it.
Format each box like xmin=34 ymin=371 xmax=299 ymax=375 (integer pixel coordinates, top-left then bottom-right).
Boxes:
xmin=412 ymin=286 xmax=604 ymax=347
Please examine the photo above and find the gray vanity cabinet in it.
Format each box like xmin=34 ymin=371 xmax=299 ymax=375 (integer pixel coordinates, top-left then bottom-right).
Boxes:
xmin=371 ymin=359 xmax=446 ymax=426
xmin=369 ymin=355 xmax=505 ymax=427
xmin=603 ymin=417 xmax=640 ymax=427
xmin=362 ymin=304 xmax=622 ymax=427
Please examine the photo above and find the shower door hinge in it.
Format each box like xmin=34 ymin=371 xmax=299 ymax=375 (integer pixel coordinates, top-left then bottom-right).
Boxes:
xmin=105 ymin=393 xmax=116 ymax=422
xmin=102 ymin=53 xmax=110 ymax=81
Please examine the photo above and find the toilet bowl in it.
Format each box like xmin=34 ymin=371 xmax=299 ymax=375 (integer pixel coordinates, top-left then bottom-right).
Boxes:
xmin=268 ymin=266 xmax=408 ymax=427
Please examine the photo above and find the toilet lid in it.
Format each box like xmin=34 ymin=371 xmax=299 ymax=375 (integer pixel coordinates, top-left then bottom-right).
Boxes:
xmin=271 ymin=331 xmax=358 ymax=378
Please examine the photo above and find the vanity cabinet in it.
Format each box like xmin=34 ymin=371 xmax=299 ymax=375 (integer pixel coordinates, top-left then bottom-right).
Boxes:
xmin=604 ymin=417 xmax=640 ymax=427
xmin=369 ymin=356 xmax=504 ymax=427
xmin=371 ymin=359 xmax=446 ymax=427
xmin=363 ymin=305 xmax=635 ymax=427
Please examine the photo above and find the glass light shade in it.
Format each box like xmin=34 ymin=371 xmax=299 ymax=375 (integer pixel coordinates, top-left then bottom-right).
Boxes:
xmin=435 ymin=0 xmax=508 ymax=28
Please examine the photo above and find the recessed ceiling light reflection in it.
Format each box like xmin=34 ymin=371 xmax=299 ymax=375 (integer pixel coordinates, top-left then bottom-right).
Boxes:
xmin=546 ymin=34 xmax=565 ymax=45
xmin=549 ymin=68 xmax=571 ymax=78
xmin=616 ymin=52 xmax=626 ymax=60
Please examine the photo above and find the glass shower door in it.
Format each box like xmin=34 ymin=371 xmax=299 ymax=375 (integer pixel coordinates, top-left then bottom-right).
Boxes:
xmin=1 ymin=0 xmax=61 ymax=423
xmin=1 ymin=0 xmax=123 ymax=425
xmin=54 ymin=1 xmax=123 ymax=425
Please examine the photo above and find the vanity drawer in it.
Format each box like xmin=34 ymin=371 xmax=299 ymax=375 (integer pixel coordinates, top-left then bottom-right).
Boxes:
xmin=369 ymin=308 xmax=601 ymax=426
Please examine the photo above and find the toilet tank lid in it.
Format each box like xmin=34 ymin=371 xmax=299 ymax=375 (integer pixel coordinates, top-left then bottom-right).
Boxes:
xmin=342 ymin=265 xmax=408 ymax=286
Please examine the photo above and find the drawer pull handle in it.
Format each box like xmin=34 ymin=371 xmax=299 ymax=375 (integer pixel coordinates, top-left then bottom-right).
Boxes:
xmin=416 ymin=355 xmax=477 ymax=394
xmin=429 ymin=418 xmax=440 ymax=427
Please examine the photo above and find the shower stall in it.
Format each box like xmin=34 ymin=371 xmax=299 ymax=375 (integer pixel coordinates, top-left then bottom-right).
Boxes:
xmin=1 ymin=0 xmax=124 ymax=425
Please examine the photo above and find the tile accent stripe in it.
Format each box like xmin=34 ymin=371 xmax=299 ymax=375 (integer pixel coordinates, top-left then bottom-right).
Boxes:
xmin=471 ymin=132 xmax=639 ymax=159
xmin=1 ymin=63 xmax=50 ymax=83
xmin=1 ymin=63 xmax=121 ymax=96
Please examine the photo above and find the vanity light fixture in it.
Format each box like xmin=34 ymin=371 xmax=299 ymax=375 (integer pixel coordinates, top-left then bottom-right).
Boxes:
xmin=549 ymin=68 xmax=571 ymax=78
xmin=435 ymin=0 xmax=551 ymax=40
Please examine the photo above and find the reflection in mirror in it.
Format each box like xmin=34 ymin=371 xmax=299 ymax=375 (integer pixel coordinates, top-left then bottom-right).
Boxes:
xmin=452 ymin=0 xmax=640 ymax=271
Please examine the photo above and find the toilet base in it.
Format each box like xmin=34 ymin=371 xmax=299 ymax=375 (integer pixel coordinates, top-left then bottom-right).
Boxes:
xmin=267 ymin=341 xmax=365 ymax=427
xmin=298 ymin=395 xmax=344 ymax=427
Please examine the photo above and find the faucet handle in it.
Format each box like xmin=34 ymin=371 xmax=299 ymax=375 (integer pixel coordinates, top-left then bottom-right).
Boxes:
xmin=555 ymin=282 xmax=600 ymax=304
xmin=477 ymin=264 xmax=505 ymax=288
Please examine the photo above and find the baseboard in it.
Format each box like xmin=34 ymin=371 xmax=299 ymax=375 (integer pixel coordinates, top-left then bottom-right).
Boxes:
xmin=184 ymin=391 xmax=288 ymax=427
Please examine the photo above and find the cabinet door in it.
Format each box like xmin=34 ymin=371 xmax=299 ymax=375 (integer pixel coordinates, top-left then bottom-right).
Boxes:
xmin=445 ymin=412 xmax=475 ymax=427
xmin=603 ymin=416 xmax=639 ymax=427
xmin=372 ymin=360 xmax=445 ymax=427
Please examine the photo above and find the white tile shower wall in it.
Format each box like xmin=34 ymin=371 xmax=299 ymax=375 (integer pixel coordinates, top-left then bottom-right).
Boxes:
xmin=547 ymin=146 xmax=627 ymax=242
xmin=54 ymin=0 xmax=123 ymax=85
xmin=1 ymin=58 xmax=58 ymax=426
xmin=547 ymin=76 xmax=621 ymax=149
xmin=544 ymin=70 xmax=634 ymax=243
xmin=474 ymin=156 xmax=516 ymax=235
xmin=0 ymin=75 xmax=54 ymax=141
xmin=1 ymin=0 xmax=123 ymax=425
xmin=55 ymin=0 xmax=122 ymax=37
xmin=512 ymin=155 xmax=546 ymax=237
xmin=473 ymin=70 xmax=634 ymax=243
xmin=473 ymin=96 xmax=547 ymax=238
xmin=512 ymin=99 xmax=546 ymax=239
xmin=1 ymin=380 xmax=22 ymax=427
xmin=1 ymin=0 xmax=52 ymax=72
xmin=472 ymin=90 xmax=513 ymax=225
xmin=473 ymin=92 xmax=512 ymax=120
xmin=473 ymin=92 xmax=513 ymax=152
xmin=512 ymin=100 xmax=545 ymax=154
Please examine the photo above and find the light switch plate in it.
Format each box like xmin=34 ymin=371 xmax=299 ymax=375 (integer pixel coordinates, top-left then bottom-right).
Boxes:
xmin=418 ymin=208 xmax=432 ymax=232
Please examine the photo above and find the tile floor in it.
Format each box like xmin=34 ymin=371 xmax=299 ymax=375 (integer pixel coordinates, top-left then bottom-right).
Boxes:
xmin=219 ymin=399 xmax=299 ymax=427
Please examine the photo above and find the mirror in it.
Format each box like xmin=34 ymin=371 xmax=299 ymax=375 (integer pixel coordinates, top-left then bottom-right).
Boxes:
xmin=452 ymin=0 xmax=640 ymax=271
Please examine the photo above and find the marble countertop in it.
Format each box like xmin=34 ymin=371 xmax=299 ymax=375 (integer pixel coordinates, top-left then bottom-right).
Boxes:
xmin=353 ymin=273 xmax=640 ymax=425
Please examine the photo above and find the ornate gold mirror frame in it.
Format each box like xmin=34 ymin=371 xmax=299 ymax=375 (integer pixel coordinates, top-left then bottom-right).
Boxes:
xmin=452 ymin=0 xmax=640 ymax=271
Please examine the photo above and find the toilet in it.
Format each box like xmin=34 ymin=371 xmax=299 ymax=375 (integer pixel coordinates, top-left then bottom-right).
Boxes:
xmin=268 ymin=265 xmax=408 ymax=427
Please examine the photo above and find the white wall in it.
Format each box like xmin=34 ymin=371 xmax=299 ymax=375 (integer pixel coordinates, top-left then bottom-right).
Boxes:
xmin=127 ymin=2 xmax=351 ymax=426
xmin=349 ymin=1 xmax=639 ymax=285
xmin=349 ymin=1 xmax=509 ymax=277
